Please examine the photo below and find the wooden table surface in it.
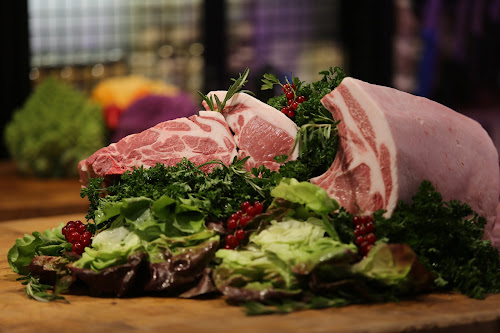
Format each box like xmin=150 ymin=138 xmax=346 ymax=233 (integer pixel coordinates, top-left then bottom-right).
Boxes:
xmin=0 ymin=160 xmax=89 ymax=221
xmin=2 ymin=214 xmax=500 ymax=333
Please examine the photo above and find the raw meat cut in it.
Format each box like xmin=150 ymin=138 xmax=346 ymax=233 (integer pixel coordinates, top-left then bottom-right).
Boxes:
xmin=78 ymin=111 xmax=237 ymax=187
xmin=203 ymin=91 xmax=299 ymax=171
xmin=310 ymin=77 xmax=500 ymax=244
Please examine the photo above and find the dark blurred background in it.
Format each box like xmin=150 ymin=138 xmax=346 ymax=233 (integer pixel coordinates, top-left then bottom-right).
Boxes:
xmin=1 ymin=0 xmax=500 ymax=160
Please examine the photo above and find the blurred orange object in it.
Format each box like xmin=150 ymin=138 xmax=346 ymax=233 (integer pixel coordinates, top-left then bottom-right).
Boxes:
xmin=91 ymin=75 xmax=180 ymax=130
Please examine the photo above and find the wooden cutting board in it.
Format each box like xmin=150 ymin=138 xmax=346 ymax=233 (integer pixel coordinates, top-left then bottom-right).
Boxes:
xmin=2 ymin=214 xmax=500 ymax=333
xmin=0 ymin=161 xmax=89 ymax=221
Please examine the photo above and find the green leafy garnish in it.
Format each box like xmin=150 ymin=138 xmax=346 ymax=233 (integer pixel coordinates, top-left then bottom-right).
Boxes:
xmin=261 ymin=72 xmax=302 ymax=93
xmin=374 ymin=181 xmax=500 ymax=299
xmin=263 ymin=67 xmax=346 ymax=181
xmin=8 ymin=223 xmax=70 ymax=275
xmin=18 ymin=274 xmax=71 ymax=303
xmin=82 ymin=157 xmax=282 ymax=225
xmin=198 ymin=68 xmax=252 ymax=112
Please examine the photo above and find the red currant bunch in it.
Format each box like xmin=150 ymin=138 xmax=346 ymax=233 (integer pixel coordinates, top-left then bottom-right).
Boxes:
xmin=280 ymin=83 xmax=307 ymax=119
xmin=62 ymin=220 xmax=93 ymax=255
xmin=353 ymin=215 xmax=376 ymax=257
xmin=224 ymin=200 xmax=264 ymax=249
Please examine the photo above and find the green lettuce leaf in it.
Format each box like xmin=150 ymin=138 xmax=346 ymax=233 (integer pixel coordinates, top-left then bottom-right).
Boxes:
xmin=251 ymin=218 xmax=357 ymax=274
xmin=270 ymin=178 xmax=339 ymax=215
xmin=72 ymin=226 xmax=143 ymax=271
xmin=351 ymin=243 xmax=435 ymax=293
xmin=8 ymin=223 xmax=69 ymax=275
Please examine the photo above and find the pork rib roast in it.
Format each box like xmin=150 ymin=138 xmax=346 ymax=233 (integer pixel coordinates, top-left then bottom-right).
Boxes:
xmin=203 ymin=91 xmax=299 ymax=171
xmin=78 ymin=111 xmax=237 ymax=187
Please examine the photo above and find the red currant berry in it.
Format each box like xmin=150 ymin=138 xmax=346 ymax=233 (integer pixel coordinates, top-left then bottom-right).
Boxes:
xmin=291 ymin=83 xmax=296 ymax=90
xmin=81 ymin=238 xmax=91 ymax=248
xmin=68 ymin=231 xmax=80 ymax=244
xmin=226 ymin=235 xmax=239 ymax=249
xmin=239 ymin=214 xmax=252 ymax=227
xmin=353 ymin=216 xmax=364 ymax=226
xmin=290 ymin=102 xmax=299 ymax=110
xmin=359 ymin=242 xmax=373 ymax=256
xmin=362 ymin=215 xmax=373 ymax=224
xmin=66 ymin=226 xmax=76 ymax=235
xmin=72 ymin=242 xmax=84 ymax=255
xmin=287 ymin=99 xmax=294 ymax=106
xmin=66 ymin=221 xmax=76 ymax=228
xmin=62 ymin=226 xmax=68 ymax=236
xmin=281 ymin=107 xmax=290 ymax=114
xmin=355 ymin=236 xmax=366 ymax=246
xmin=245 ymin=206 xmax=256 ymax=216
xmin=286 ymin=92 xmax=294 ymax=100
xmin=81 ymin=231 xmax=92 ymax=241
xmin=253 ymin=201 xmax=264 ymax=214
xmin=365 ymin=233 xmax=377 ymax=244
xmin=354 ymin=226 xmax=366 ymax=237
xmin=227 ymin=218 xmax=238 ymax=230
xmin=230 ymin=213 xmax=240 ymax=221
xmin=235 ymin=229 xmax=246 ymax=240
xmin=287 ymin=110 xmax=295 ymax=118
xmin=355 ymin=224 xmax=366 ymax=234
xmin=241 ymin=201 xmax=251 ymax=211
xmin=282 ymin=84 xmax=291 ymax=93
xmin=235 ymin=210 xmax=243 ymax=217
xmin=296 ymin=95 xmax=306 ymax=103
xmin=76 ymin=223 xmax=87 ymax=234
xmin=365 ymin=222 xmax=375 ymax=233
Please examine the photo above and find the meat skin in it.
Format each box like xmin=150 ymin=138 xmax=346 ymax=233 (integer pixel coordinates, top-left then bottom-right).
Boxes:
xmin=203 ymin=91 xmax=299 ymax=171
xmin=78 ymin=111 xmax=237 ymax=187
xmin=311 ymin=77 xmax=500 ymax=245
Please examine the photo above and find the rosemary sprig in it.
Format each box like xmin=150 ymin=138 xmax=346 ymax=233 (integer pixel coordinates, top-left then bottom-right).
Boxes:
xmin=18 ymin=274 xmax=72 ymax=303
xmin=293 ymin=122 xmax=339 ymax=158
xmin=199 ymin=68 xmax=252 ymax=112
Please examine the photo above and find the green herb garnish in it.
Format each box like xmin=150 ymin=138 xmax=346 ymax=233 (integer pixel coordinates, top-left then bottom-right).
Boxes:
xmin=199 ymin=68 xmax=252 ymax=112
xmin=374 ymin=181 xmax=500 ymax=299
xmin=262 ymin=67 xmax=346 ymax=181
xmin=81 ymin=157 xmax=282 ymax=225
xmin=18 ymin=274 xmax=71 ymax=303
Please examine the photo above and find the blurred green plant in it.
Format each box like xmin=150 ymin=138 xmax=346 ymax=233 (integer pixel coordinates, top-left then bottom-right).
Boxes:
xmin=4 ymin=77 xmax=107 ymax=177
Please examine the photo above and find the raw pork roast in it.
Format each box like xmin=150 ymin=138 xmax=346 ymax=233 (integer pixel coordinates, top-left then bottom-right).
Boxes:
xmin=78 ymin=111 xmax=237 ymax=187
xmin=310 ymin=77 xmax=500 ymax=244
xmin=203 ymin=91 xmax=299 ymax=171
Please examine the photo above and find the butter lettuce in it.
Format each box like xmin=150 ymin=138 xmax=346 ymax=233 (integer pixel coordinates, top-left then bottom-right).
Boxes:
xmin=72 ymin=227 xmax=143 ymax=271
xmin=270 ymin=178 xmax=339 ymax=216
xmin=251 ymin=218 xmax=357 ymax=274
xmin=213 ymin=215 xmax=357 ymax=302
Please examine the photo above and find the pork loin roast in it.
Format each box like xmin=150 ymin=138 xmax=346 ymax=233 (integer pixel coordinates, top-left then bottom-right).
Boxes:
xmin=310 ymin=77 xmax=500 ymax=244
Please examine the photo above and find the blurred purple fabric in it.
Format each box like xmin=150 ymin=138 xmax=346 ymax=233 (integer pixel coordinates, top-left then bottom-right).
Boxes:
xmin=111 ymin=93 xmax=199 ymax=143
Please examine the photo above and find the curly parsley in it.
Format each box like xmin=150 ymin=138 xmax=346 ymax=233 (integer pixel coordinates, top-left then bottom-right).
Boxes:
xmin=81 ymin=158 xmax=282 ymax=223
xmin=374 ymin=181 xmax=500 ymax=299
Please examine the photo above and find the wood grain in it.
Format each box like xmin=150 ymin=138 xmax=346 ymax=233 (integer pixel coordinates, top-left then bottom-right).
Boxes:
xmin=0 ymin=161 xmax=89 ymax=221
xmin=2 ymin=215 xmax=500 ymax=333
